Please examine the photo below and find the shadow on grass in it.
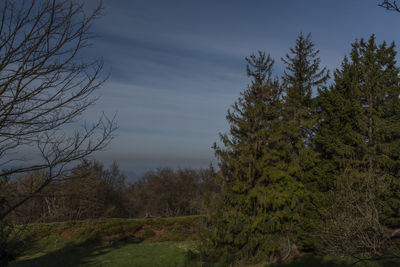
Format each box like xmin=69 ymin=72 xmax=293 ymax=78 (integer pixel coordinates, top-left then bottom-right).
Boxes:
xmin=9 ymin=239 xmax=127 ymax=267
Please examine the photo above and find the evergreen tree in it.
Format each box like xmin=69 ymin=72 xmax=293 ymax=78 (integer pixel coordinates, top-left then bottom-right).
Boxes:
xmin=281 ymin=32 xmax=329 ymax=184
xmin=201 ymin=52 xmax=286 ymax=264
xmin=203 ymin=45 xmax=318 ymax=263
xmin=282 ymin=32 xmax=329 ymax=148
xmin=202 ymin=34 xmax=329 ymax=264
xmin=280 ymin=33 xmax=329 ymax=250
xmin=315 ymin=35 xmax=400 ymax=255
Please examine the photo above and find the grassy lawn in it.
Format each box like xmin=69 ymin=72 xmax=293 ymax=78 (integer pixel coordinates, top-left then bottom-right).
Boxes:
xmin=11 ymin=240 xmax=400 ymax=267
xmin=10 ymin=241 xmax=199 ymax=267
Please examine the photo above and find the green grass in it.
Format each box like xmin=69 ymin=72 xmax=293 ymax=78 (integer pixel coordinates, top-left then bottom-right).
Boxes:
xmin=9 ymin=216 xmax=202 ymax=267
xmin=10 ymin=241 xmax=200 ymax=267
xmin=8 ymin=216 xmax=400 ymax=266
xmin=10 ymin=240 xmax=400 ymax=267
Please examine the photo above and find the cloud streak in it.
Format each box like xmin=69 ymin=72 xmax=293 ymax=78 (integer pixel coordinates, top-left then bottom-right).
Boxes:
xmin=82 ymin=0 xmax=400 ymax=180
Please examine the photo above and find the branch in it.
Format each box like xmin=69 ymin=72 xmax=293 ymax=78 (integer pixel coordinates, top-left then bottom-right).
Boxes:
xmin=0 ymin=0 xmax=116 ymax=221
xmin=379 ymin=0 xmax=400 ymax=12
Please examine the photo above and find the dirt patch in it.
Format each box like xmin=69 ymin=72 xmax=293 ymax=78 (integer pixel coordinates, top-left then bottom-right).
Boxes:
xmin=133 ymin=226 xmax=157 ymax=241
xmin=60 ymin=230 xmax=77 ymax=238
xmin=102 ymin=233 xmax=128 ymax=244
xmin=25 ymin=216 xmax=201 ymax=247
xmin=133 ymin=228 xmax=145 ymax=238
xmin=152 ymin=228 xmax=165 ymax=239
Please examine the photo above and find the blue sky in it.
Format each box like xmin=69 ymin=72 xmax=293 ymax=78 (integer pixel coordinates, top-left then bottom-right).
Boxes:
xmin=85 ymin=0 xmax=400 ymax=180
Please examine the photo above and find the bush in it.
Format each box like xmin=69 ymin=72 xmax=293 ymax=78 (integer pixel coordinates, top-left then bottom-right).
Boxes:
xmin=0 ymin=221 xmax=21 ymax=266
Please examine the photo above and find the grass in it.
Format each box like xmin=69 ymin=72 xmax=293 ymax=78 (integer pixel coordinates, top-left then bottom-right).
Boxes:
xmin=17 ymin=216 xmax=200 ymax=252
xmin=8 ymin=216 xmax=400 ymax=266
xmin=10 ymin=241 xmax=200 ymax=267
xmin=9 ymin=216 xmax=202 ymax=267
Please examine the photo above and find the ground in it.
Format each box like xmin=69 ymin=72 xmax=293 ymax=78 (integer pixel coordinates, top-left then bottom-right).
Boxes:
xmin=8 ymin=216 xmax=400 ymax=267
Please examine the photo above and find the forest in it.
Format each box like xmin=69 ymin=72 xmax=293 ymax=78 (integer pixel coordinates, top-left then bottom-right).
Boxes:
xmin=2 ymin=0 xmax=400 ymax=266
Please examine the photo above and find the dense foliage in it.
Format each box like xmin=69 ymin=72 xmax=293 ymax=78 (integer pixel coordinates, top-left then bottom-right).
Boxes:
xmin=203 ymin=52 xmax=290 ymax=264
xmin=315 ymin=35 xmax=400 ymax=257
xmin=202 ymin=34 xmax=400 ymax=265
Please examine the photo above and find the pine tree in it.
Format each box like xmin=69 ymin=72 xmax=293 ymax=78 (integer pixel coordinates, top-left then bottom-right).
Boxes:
xmin=280 ymin=33 xmax=329 ymax=250
xmin=202 ymin=34 xmax=329 ymax=264
xmin=281 ymin=32 xmax=329 ymax=182
xmin=201 ymin=52 xmax=286 ymax=264
xmin=315 ymin=35 xmax=400 ymax=255
xmin=282 ymin=32 xmax=329 ymax=147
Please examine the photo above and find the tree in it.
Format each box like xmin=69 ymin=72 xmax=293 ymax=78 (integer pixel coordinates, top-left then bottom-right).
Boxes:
xmin=0 ymin=1 xmax=115 ymax=263
xmin=202 ymin=52 xmax=299 ymax=264
xmin=315 ymin=35 xmax=400 ymax=258
xmin=129 ymin=167 xmax=217 ymax=218
xmin=280 ymin=32 xmax=329 ymax=251
xmin=0 ymin=0 xmax=115 ymax=222
xmin=281 ymin=32 xmax=329 ymax=180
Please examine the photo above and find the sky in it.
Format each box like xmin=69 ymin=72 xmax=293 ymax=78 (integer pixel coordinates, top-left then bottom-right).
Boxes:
xmin=82 ymin=0 xmax=400 ymax=180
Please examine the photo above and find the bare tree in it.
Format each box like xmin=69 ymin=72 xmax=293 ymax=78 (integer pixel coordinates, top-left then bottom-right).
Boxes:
xmin=316 ymin=173 xmax=400 ymax=264
xmin=379 ymin=0 xmax=400 ymax=12
xmin=0 ymin=0 xmax=115 ymax=221
xmin=129 ymin=168 xmax=219 ymax=218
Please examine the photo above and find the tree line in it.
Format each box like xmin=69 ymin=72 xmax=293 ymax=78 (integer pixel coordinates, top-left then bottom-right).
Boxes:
xmin=1 ymin=160 xmax=219 ymax=224
xmin=200 ymin=33 xmax=400 ymax=265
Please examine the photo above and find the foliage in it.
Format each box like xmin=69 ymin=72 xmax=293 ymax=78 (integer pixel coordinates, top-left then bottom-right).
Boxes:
xmin=1 ymin=174 xmax=19 ymax=265
xmin=129 ymin=167 xmax=219 ymax=218
xmin=202 ymin=33 xmax=329 ymax=265
xmin=1 ymin=161 xmax=218 ymax=226
xmin=280 ymin=33 xmax=329 ymax=251
xmin=0 ymin=217 xmax=18 ymax=266
xmin=314 ymin=35 xmax=400 ymax=257
xmin=3 ymin=160 xmax=129 ymax=224
xmin=201 ymin=51 xmax=281 ymax=264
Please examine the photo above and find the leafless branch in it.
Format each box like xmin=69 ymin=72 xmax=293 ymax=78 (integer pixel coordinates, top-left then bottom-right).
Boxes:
xmin=0 ymin=0 xmax=116 ymax=221
xmin=379 ymin=0 xmax=400 ymax=12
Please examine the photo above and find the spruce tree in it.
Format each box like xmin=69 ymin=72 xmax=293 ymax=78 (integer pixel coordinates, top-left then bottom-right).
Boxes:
xmin=202 ymin=34 xmax=329 ymax=264
xmin=315 ymin=35 xmax=400 ymax=255
xmin=202 ymin=52 xmax=286 ymax=264
xmin=280 ymin=33 xmax=329 ymax=250
xmin=281 ymin=32 xmax=329 ymax=183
